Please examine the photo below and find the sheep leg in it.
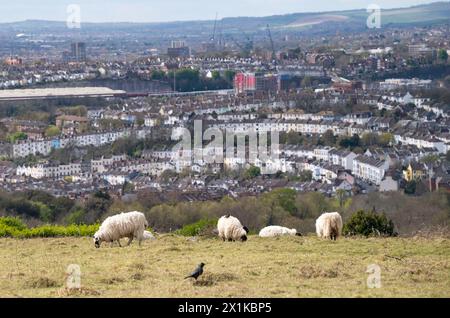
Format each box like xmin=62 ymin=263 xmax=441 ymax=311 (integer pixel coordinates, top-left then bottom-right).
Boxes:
xmin=118 ymin=240 xmax=122 ymax=247
xmin=127 ymin=236 xmax=134 ymax=246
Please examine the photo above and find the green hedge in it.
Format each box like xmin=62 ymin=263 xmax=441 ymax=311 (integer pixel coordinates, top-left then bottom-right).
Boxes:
xmin=0 ymin=217 xmax=99 ymax=238
xmin=343 ymin=210 xmax=396 ymax=237
xmin=175 ymin=218 xmax=218 ymax=237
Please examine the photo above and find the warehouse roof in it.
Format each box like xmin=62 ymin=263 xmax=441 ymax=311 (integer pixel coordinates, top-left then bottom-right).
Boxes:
xmin=0 ymin=87 xmax=126 ymax=100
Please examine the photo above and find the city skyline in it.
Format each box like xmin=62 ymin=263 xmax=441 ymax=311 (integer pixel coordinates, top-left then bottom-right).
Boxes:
xmin=0 ymin=0 xmax=446 ymax=23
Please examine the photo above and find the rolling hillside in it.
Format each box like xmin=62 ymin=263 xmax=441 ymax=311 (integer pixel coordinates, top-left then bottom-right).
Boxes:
xmin=0 ymin=1 xmax=449 ymax=37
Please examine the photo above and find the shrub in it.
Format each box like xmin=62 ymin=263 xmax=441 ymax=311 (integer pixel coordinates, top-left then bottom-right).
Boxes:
xmin=175 ymin=219 xmax=217 ymax=237
xmin=0 ymin=216 xmax=27 ymax=230
xmin=343 ymin=210 xmax=396 ymax=237
xmin=0 ymin=217 xmax=98 ymax=238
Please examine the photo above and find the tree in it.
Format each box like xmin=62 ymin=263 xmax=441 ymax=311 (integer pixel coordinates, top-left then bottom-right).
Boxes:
xmin=379 ymin=133 xmax=394 ymax=147
xmin=339 ymin=134 xmax=361 ymax=149
xmin=45 ymin=125 xmax=61 ymax=137
xmin=224 ymin=70 xmax=236 ymax=84
xmin=362 ymin=133 xmax=380 ymax=147
xmin=151 ymin=70 xmax=167 ymax=81
xmin=438 ymin=49 xmax=448 ymax=62
xmin=7 ymin=132 xmax=27 ymax=143
xmin=244 ymin=166 xmax=261 ymax=179
xmin=301 ymin=76 xmax=312 ymax=88
xmin=321 ymin=130 xmax=336 ymax=147
xmin=59 ymin=106 xmax=87 ymax=117
xmin=170 ymin=69 xmax=201 ymax=92
xmin=211 ymin=71 xmax=221 ymax=80
xmin=336 ymin=189 xmax=347 ymax=208
xmin=299 ymin=170 xmax=313 ymax=182
xmin=343 ymin=210 xmax=396 ymax=237
xmin=262 ymin=188 xmax=298 ymax=216
xmin=122 ymin=181 xmax=135 ymax=194
xmin=404 ymin=180 xmax=417 ymax=195
xmin=285 ymin=131 xmax=304 ymax=145
xmin=421 ymin=154 xmax=440 ymax=166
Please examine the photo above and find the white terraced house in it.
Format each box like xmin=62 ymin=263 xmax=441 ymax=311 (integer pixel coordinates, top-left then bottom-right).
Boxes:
xmin=329 ymin=149 xmax=358 ymax=170
xmin=90 ymin=155 xmax=127 ymax=173
xmin=394 ymin=134 xmax=446 ymax=154
xmin=352 ymin=155 xmax=389 ymax=185
xmin=12 ymin=129 xmax=151 ymax=158
xmin=211 ymin=120 xmax=357 ymax=137
xmin=314 ymin=147 xmax=334 ymax=162
xmin=16 ymin=162 xmax=82 ymax=179
xmin=216 ymin=113 xmax=258 ymax=122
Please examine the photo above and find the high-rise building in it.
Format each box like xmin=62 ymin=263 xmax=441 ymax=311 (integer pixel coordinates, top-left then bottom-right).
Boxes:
xmin=171 ymin=40 xmax=186 ymax=49
xmin=167 ymin=40 xmax=190 ymax=59
xmin=70 ymin=42 xmax=87 ymax=62
xmin=408 ymin=44 xmax=434 ymax=57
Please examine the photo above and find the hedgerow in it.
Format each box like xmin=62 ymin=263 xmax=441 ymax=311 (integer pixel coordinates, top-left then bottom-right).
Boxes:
xmin=0 ymin=217 xmax=98 ymax=238
xmin=175 ymin=218 xmax=218 ymax=237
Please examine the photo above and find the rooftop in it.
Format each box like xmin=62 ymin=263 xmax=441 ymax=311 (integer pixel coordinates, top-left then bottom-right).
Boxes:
xmin=0 ymin=87 xmax=126 ymax=101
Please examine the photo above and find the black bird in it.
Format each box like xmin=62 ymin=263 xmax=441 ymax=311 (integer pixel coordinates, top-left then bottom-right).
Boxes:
xmin=184 ymin=263 xmax=205 ymax=280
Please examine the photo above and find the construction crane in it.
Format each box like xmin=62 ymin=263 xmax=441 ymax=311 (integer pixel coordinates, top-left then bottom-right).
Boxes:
xmin=217 ymin=20 xmax=224 ymax=49
xmin=266 ymin=24 xmax=277 ymax=65
xmin=210 ymin=12 xmax=218 ymax=42
xmin=228 ymin=32 xmax=253 ymax=57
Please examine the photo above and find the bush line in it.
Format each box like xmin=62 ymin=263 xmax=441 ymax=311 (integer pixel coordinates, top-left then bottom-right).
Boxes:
xmin=0 ymin=217 xmax=98 ymax=238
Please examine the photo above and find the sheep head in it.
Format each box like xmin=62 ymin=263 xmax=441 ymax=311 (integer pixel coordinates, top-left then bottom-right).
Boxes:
xmin=93 ymin=233 xmax=102 ymax=248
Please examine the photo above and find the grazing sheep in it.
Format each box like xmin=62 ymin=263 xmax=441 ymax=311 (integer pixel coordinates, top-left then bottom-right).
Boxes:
xmin=217 ymin=215 xmax=249 ymax=242
xmin=259 ymin=226 xmax=302 ymax=238
xmin=93 ymin=211 xmax=148 ymax=248
xmin=315 ymin=212 xmax=343 ymax=240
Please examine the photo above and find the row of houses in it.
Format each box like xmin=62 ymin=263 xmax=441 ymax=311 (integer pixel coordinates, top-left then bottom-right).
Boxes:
xmin=11 ymin=128 xmax=151 ymax=158
xmin=394 ymin=133 xmax=448 ymax=154
xmin=210 ymin=119 xmax=369 ymax=137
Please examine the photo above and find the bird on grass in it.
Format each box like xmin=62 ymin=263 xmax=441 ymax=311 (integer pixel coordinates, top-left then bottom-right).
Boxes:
xmin=184 ymin=263 xmax=205 ymax=280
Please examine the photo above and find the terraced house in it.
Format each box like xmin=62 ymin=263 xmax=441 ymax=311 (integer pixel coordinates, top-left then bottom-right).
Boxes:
xmin=352 ymin=155 xmax=389 ymax=186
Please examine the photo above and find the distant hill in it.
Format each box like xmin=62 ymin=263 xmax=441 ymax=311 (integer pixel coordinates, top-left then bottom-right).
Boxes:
xmin=1 ymin=1 xmax=449 ymax=36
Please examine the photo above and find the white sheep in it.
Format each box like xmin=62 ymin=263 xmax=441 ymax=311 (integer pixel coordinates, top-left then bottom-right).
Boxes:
xmin=93 ymin=211 xmax=148 ymax=248
xmin=143 ymin=230 xmax=156 ymax=240
xmin=259 ymin=225 xmax=302 ymax=238
xmin=217 ymin=215 xmax=249 ymax=242
xmin=315 ymin=212 xmax=343 ymax=240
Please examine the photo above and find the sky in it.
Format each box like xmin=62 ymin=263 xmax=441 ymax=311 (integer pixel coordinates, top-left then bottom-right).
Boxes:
xmin=0 ymin=0 xmax=445 ymax=23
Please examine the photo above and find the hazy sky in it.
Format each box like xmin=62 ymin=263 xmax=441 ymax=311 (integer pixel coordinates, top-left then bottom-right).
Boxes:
xmin=0 ymin=0 xmax=445 ymax=23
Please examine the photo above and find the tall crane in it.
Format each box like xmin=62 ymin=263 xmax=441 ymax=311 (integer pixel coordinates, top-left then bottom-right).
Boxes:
xmin=266 ymin=24 xmax=276 ymax=65
xmin=210 ymin=12 xmax=218 ymax=42
xmin=228 ymin=32 xmax=253 ymax=57
xmin=217 ymin=20 xmax=224 ymax=49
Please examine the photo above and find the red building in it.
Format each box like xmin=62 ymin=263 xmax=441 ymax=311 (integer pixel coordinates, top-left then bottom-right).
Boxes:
xmin=234 ymin=72 xmax=278 ymax=94
xmin=234 ymin=73 xmax=256 ymax=94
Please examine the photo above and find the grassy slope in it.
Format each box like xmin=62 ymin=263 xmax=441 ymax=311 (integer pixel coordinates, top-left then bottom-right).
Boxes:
xmin=0 ymin=235 xmax=449 ymax=298
xmin=275 ymin=3 xmax=450 ymax=30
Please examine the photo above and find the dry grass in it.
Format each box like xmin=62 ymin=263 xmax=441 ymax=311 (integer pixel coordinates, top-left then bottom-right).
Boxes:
xmin=0 ymin=235 xmax=449 ymax=298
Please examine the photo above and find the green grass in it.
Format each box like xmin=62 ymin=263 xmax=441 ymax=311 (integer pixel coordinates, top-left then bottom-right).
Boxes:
xmin=0 ymin=235 xmax=448 ymax=298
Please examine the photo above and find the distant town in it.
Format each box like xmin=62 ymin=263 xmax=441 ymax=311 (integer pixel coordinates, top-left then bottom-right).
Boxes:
xmin=0 ymin=2 xmax=449 ymax=230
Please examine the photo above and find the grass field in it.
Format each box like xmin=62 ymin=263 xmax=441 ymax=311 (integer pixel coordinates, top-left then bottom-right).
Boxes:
xmin=0 ymin=235 xmax=449 ymax=298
